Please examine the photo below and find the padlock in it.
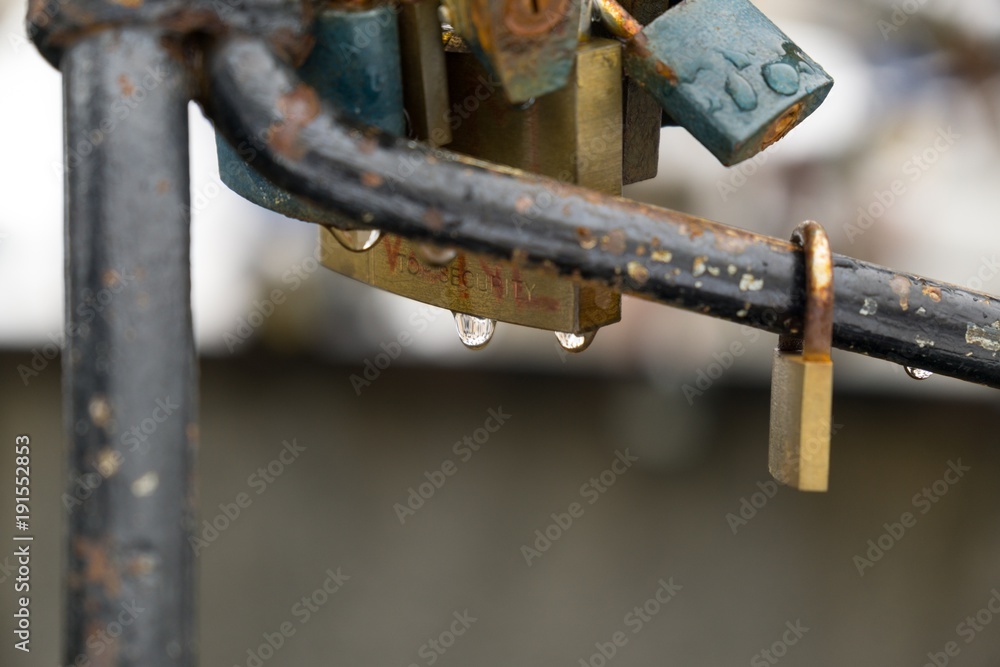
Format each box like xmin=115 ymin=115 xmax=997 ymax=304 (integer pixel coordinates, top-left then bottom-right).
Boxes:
xmin=593 ymin=0 xmax=673 ymax=184
xmin=215 ymin=4 xmax=405 ymax=226
xmin=320 ymin=231 xmax=620 ymax=336
xmin=596 ymin=0 xmax=833 ymax=166
xmin=444 ymin=35 xmax=623 ymax=194
xmin=768 ymin=221 xmax=835 ymax=492
xmin=442 ymin=0 xmax=582 ymax=103
xmin=398 ymin=0 xmax=452 ymax=146
xmin=320 ymin=35 xmax=624 ymax=349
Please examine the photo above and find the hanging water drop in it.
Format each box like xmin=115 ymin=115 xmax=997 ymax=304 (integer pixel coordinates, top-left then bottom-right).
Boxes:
xmin=555 ymin=330 xmax=597 ymax=353
xmin=416 ymin=243 xmax=457 ymax=266
xmin=330 ymin=227 xmax=381 ymax=252
xmin=453 ymin=312 xmax=496 ymax=350
xmin=904 ymin=367 xmax=933 ymax=381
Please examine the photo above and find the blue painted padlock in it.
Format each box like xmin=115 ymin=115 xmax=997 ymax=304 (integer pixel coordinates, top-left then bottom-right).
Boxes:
xmin=623 ymin=0 xmax=833 ymax=165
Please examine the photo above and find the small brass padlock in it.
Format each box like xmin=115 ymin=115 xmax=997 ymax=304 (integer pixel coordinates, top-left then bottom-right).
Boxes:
xmin=322 ymin=32 xmax=623 ymax=350
xmin=769 ymin=221 xmax=834 ymax=492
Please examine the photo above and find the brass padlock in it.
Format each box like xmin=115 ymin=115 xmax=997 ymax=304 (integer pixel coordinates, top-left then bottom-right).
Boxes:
xmin=322 ymin=34 xmax=623 ymax=351
xmin=768 ymin=221 xmax=834 ymax=492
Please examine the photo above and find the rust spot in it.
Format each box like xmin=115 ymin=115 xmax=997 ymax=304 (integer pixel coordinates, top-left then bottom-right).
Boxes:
xmin=515 ymin=195 xmax=533 ymax=214
xmin=714 ymin=231 xmax=749 ymax=255
xmin=761 ymin=101 xmax=805 ymax=151
xmin=72 ymin=537 xmax=121 ymax=597
xmin=156 ymin=179 xmax=170 ymax=194
xmin=186 ymin=422 xmax=199 ymax=444
xmin=654 ymin=60 xmax=679 ymax=86
xmin=890 ymin=275 xmax=911 ymax=311
xmin=423 ymin=208 xmax=445 ymax=230
xmin=576 ymin=227 xmax=597 ymax=250
xmin=117 ymin=74 xmax=135 ymax=97
xmin=600 ymin=228 xmax=627 ymax=255
xmin=111 ymin=0 xmax=142 ymax=8
xmin=922 ymin=284 xmax=942 ymax=302
xmin=360 ymin=172 xmax=383 ymax=188
xmin=101 ymin=269 xmax=123 ymax=288
xmin=269 ymin=85 xmax=320 ymax=160
xmin=358 ymin=136 xmax=378 ymax=155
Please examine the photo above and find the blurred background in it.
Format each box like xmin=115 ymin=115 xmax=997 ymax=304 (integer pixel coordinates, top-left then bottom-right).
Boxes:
xmin=1 ymin=0 xmax=999 ymax=664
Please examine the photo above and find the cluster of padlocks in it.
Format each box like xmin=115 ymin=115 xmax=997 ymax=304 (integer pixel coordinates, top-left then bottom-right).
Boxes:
xmin=216 ymin=0 xmax=833 ymax=353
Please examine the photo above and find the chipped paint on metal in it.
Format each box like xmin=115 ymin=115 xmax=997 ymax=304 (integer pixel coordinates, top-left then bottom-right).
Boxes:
xmin=739 ymin=273 xmax=764 ymax=291
xmin=966 ymin=321 xmax=1000 ymax=353
xmin=627 ymin=261 xmax=650 ymax=284
xmin=651 ymin=249 xmax=672 ymax=263
xmin=890 ymin=275 xmax=911 ymax=311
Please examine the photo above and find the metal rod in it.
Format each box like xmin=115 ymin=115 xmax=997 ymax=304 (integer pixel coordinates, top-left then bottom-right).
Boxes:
xmin=63 ymin=27 xmax=197 ymax=667
xmin=203 ymin=35 xmax=1000 ymax=388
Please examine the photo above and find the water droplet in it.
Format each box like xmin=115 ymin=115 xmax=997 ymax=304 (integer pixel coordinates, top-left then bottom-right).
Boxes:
xmin=555 ymin=330 xmax=597 ymax=353
xmin=762 ymin=62 xmax=800 ymax=95
xmin=905 ymin=367 xmax=934 ymax=381
xmin=330 ymin=228 xmax=381 ymax=252
xmin=719 ymin=48 xmax=751 ymax=70
xmin=416 ymin=244 xmax=457 ymax=266
xmin=725 ymin=72 xmax=758 ymax=111
xmin=453 ymin=313 xmax=496 ymax=350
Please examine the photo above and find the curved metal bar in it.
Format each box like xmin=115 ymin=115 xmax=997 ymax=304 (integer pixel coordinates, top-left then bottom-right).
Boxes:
xmin=201 ymin=35 xmax=1000 ymax=389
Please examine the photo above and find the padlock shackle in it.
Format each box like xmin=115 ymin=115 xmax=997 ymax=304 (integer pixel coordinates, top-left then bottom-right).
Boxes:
xmin=790 ymin=221 xmax=834 ymax=362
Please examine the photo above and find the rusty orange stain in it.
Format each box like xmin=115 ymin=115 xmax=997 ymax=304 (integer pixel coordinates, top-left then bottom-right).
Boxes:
xmin=269 ymin=84 xmax=320 ymax=160
xmin=922 ymin=284 xmax=942 ymax=302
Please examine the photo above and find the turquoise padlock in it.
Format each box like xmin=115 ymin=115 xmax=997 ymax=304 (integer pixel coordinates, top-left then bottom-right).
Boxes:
xmin=615 ymin=0 xmax=833 ymax=166
xmin=215 ymin=5 xmax=405 ymax=225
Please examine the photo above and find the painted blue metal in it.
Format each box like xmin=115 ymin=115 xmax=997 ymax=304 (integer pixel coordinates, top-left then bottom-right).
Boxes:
xmin=625 ymin=0 xmax=834 ymax=165
xmin=216 ymin=5 xmax=405 ymax=224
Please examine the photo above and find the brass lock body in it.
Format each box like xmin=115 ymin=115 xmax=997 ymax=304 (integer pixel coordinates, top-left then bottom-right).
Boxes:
xmin=322 ymin=37 xmax=624 ymax=344
xmin=444 ymin=36 xmax=624 ymax=195
xmin=320 ymin=231 xmax=620 ymax=333
xmin=768 ymin=221 xmax=834 ymax=492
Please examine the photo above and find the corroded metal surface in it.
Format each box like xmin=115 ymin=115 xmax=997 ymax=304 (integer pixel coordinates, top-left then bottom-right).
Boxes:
xmin=63 ymin=28 xmax=196 ymax=667
xmin=204 ymin=35 xmax=1000 ymax=388
xmin=443 ymin=0 xmax=582 ymax=103
xmin=216 ymin=5 xmax=404 ymax=226
xmin=28 ymin=0 xmax=315 ymax=67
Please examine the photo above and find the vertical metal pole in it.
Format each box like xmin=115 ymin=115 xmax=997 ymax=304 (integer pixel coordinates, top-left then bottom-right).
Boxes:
xmin=62 ymin=28 xmax=196 ymax=666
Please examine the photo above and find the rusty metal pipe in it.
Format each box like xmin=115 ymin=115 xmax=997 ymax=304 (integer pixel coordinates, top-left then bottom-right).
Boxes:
xmin=203 ymin=35 xmax=1000 ymax=389
xmin=63 ymin=27 xmax=197 ymax=667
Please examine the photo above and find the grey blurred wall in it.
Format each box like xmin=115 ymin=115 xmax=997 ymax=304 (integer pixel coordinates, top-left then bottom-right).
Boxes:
xmin=1 ymin=352 xmax=999 ymax=667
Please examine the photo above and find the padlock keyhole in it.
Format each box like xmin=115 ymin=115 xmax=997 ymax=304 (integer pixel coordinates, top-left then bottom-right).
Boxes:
xmin=504 ymin=0 xmax=570 ymax=36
